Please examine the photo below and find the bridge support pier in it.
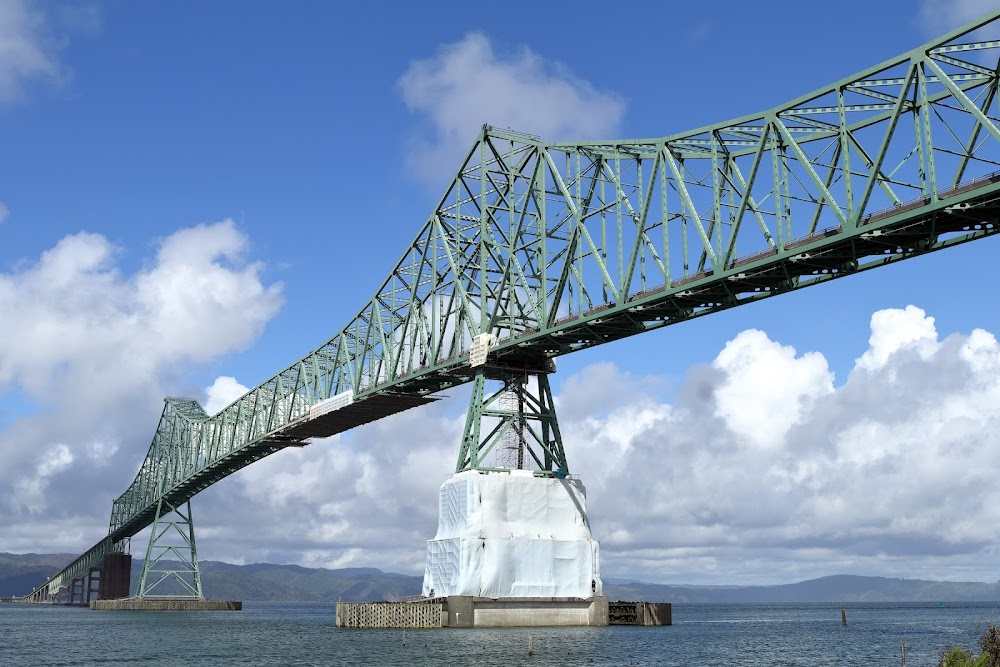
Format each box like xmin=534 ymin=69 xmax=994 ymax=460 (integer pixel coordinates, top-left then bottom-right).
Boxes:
xmin=98 ymin=553 xmax=131 ymax=600
xmin=138 ymin=498 xmax=202 ymax=598
xmin=422 ymin=361 xmax=603 ymax=605
xmin=86 ymin=566 xmax=100 ymax=605
xmin=69 ymin=577 xmax=84 ymax=605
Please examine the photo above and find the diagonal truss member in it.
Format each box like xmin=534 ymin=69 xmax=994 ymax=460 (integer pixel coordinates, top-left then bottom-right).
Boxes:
xmin=456 ymin=365 xmax=568 ymax=475
xmin=137 ymin=497 xmax=203 ymax=598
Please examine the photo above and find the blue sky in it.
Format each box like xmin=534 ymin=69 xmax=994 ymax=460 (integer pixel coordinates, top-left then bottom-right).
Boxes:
xmin=3 ymin=0 xmax=996 ymax=382
xmin=2 ymin=0 xmax=1000 ymax=586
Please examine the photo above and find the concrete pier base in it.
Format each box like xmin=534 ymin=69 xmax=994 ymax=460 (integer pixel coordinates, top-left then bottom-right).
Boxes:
xmin=463 ymin=595 xmax=609 ymax=627
xmin=90 ymin=597 xmax=242 ymax=611
xmin=336 ymin=595 xmax=671 ymax=628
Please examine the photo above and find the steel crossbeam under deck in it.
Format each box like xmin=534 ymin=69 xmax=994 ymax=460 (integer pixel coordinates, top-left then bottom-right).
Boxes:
xmin=23 ymin=9 xmax=1000 ymax=601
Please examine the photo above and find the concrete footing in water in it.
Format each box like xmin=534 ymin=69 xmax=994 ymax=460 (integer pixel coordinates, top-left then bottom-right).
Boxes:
xmin=335 ymin=596 xmax=671 ymax=628
xmin=90 ymin=597 xmax=242 ymax=611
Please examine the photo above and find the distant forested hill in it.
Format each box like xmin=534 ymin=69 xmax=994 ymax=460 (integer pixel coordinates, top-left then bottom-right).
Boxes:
xmin=2 ymin=553 xmax=998 ymax=603
xmin=606 ymin=574 xmax=1000 ymax=603
xmin=0 ymin=553 xmax=423 ymax=601
xmin=195 ymin=561 xmax=423 ymax=602
xmin=0 ymin=552 xmax=78 ymax=598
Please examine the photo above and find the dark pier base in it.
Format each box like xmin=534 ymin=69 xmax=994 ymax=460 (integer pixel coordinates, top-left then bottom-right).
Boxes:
xmin=98 ymin=553 xmax=131 ymax=600
xmin=609 ymin=600 xmax=672 ymax=626
xmin=91 ymin=597 xmax=242 ymax=611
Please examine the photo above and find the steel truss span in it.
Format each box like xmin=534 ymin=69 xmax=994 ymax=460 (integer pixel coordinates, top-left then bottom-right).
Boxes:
xmin=31 ymin=10 xmax=1000 ymax=598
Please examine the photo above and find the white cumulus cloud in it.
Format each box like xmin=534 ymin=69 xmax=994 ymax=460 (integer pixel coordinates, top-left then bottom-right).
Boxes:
xmin=204 ymin=376 xmax=250 ymax=416
xmin=919 ymin=0 xmax=998 ymax=36
xmin=0 ymin=220 xmax=281 ymax=400
xmin=194 ymin=400 xmax=464 ymax=572
xmin=13 ymin=443 xmax=73 ymax=513
xmin=714 ymin=329 xmax=833 ymax=448
xmin=855 ymin=305 xmax=939 ymax=371
xmin=398 ymin=33 xmax=625 ymax=187
xmin=0 ymin=0 xmax=61 ymax=104
xmin=568 ymin=308 xmax=1000 ymax=584
xmin=0 ymin=220 xmax=282 ymax=551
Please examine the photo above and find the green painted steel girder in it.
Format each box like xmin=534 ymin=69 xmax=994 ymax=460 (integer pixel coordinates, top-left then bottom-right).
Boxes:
xmin=456 ymin=368 xmax=568 ymax=475
xmin=30 ymin=9 xmax=1000 ymax=598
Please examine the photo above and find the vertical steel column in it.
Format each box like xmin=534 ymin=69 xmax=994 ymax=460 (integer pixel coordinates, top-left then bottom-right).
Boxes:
xmin=137 ymin=498 xmax=203 ymax=598
xmin=454 ymin=366 xmax=568 ymax=475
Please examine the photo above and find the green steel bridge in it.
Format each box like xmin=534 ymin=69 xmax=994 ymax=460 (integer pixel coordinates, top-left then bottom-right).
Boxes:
xmin=19 ymin=10 xmax=1000 ymax=602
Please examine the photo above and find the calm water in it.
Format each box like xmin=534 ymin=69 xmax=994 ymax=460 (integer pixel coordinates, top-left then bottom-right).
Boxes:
xmin=1 ymin=601 xmax=996 ymax=666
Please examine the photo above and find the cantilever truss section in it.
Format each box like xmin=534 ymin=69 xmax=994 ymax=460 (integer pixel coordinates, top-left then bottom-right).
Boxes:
xmin=33 ymin=10 xmax=1000 ymax=598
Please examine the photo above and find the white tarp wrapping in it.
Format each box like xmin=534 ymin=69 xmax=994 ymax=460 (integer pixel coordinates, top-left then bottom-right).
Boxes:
xmin=309 ymin=390 xmax=353 ymax=419
xmin=421 ymin=470 xmax=602 ymax=598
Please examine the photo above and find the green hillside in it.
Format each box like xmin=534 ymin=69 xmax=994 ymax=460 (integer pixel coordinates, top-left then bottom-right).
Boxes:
xmin=3 ymin=553 xmax=998 ymax=603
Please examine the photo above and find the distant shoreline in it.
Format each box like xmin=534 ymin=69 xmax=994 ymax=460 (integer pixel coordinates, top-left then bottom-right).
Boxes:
xmin=2 ymin=552 xmax=998 ymax=603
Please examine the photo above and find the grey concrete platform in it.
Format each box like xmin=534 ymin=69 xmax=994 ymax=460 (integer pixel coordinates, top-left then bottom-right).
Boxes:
xmin=336 ymin=596 xmax=671 ymax=628
xmin=90 ymin=597 xmax=242 ymax=611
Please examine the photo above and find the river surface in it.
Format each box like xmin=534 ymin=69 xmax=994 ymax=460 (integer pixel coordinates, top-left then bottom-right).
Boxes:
xmin=1 ymin=601 xmax=996 ymax=666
